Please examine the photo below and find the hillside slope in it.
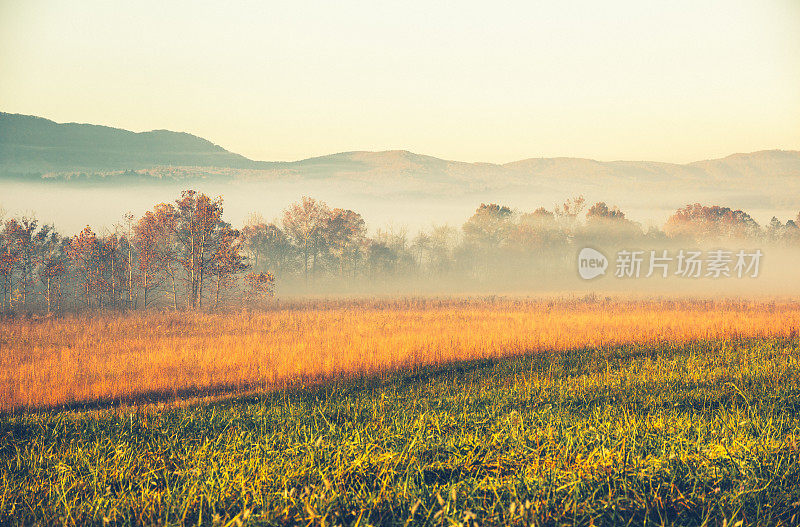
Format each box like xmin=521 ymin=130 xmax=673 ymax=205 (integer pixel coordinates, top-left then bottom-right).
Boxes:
xmin=1 ymin=113 xmax=798 ymax=206
xmin=0 ymin=112 xmax=257 ymax=172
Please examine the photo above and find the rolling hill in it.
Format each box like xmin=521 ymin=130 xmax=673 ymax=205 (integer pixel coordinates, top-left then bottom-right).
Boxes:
xmin=0 ymin=112 xmax=257 ymax=172
xmin=2 ymin=112 xmax=799 ymax=193
xmin=2 ymin=112 xmax=799 ymax=228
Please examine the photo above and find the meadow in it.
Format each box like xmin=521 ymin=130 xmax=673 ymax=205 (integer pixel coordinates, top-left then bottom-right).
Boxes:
xmin=2 ymin=297 xmax=800 ymax=410
xmin=1 ymin=298 xmax=800 ymax=525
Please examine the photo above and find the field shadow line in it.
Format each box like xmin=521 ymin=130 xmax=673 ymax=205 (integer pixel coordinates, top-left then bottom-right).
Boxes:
xmin=3 ymin=335 xmax=794 ymax=416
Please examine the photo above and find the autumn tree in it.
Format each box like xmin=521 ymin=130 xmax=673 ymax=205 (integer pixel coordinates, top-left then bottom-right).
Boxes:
xmin=499 ymin=207 xmax=567 ymax=276
xmin=664 ymin=204 xmax=760 ymax=241
xmin=512 ymin=207 xmax=565 ymax=251
xmin=412 ymin=225 xmax=459 ymax=276
xmin=462 ymin=204 xmax=514 ymax=279
xmin=38 ymin=233 xmax=68 ymax=314
xmin=463 ymin=204 xmax=513 ymax=249
xmin=765 ymin=216 xmax=800 ymax=245
xmin=787 ymin=220 xmax=800 ymax=243
xmin=5 ymin=218 xmax=36 ymax=308
xmin=242 ymin=221 xmax=296 ymax=277
xmin=427 ymin=225 xmax=458 ymax=275
xmin=366 ymin=240 xmax=398 ymax=278
xmin=69 ymin=227 xmax=105 ymax=308
xmin=582 ymin=202 xmax=641 ymax=243
xmin=210 ymin=225 xmax=248 ymax=309
xmin=522 ymin=207 xmax=556 ymax=226
xmin=118 ymin=213 xmax=137 ymax=308
xmin=244 ymin=271 xmax=275 ymax=304
xmin=586 ymin=202 xmax=626 ymax=221
xmin=372 ymin=227 xmax=414 ymax=277
xmin=134 ymin=204 xmax=178 ymax=308
xmin=411 ymin=231 xmax=431 ymax=271
xmin=100 ymin=233 xmax=124 ymax=308
xmin=554 ymin=195 xmax=586 ymax=234
xmin=282 ymin=197 xmax=330 ymax=283
xmin=172 ymin=191 xmax=227 ymax=308
xmin=325 ymin=208 xmax=366 ymax=278
xmin=241 ymin=213 xmax=267 ymax=268
xmin=161 ymin=191 xmax=250 ymax=309
xmin=1 ymin=217 xmax=58 ymax=311
xmin=0 ymin=225 xmax=16 ymax=311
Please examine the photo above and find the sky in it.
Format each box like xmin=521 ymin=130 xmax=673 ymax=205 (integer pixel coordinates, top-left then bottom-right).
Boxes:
xmin=1 ymin=0 xmax=799 ymax=164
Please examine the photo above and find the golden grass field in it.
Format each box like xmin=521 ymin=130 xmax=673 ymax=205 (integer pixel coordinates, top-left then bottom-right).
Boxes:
xmin=3 ymin=296 xmax=800 ymax=525
xmin=2 ymin=297 xmax=799 ymax=411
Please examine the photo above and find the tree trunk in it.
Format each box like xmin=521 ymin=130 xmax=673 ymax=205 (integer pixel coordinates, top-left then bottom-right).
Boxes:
xmin=189 ymin=226 xmax=196 ymax=309
xmin=303 ymin=242 xmax=309 ymax=285
xmin=170 ymin=266 xmax=178 ymax=310
xmin=109 ymin=255 xmax=115 ymax=307
xmin=142 ymin=270 xmax=148 ymax=308
xmin=127 ymin=246 xmax=134 ymax=308
xmin=198 ymin=231 xmax=206 ymax=308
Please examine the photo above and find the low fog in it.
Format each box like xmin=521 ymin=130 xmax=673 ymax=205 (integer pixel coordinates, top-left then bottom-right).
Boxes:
xmin=2 ymin=179 xmax=796 ymax=235
xmin=2 ymin=179 xmax=799 ymax=316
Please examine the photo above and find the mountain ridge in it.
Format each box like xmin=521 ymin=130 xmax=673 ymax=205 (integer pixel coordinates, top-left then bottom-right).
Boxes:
xmin=0 ymin=112 xmax=255 ymax=171
xmin=2 ymin=111 xmax=798 ymax=170
xmin=1 ymin=112 xmax=799 ymax=202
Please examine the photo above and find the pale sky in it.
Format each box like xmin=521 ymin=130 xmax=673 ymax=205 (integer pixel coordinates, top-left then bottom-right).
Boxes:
xmin=1 ymin=0 xmax=798 ymax=164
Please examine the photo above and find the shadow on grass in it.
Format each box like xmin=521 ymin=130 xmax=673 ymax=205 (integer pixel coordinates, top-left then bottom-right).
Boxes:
xmin=3 ymin=335 xmax=794 ymax=417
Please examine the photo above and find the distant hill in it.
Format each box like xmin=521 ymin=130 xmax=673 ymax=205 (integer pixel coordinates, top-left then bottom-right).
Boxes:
xmin=0 ymin=112 xmax=257 ymax=172
xmin=1 ymin=112 xmax=799 ymax=206
xmin=2 ymin=112 xmax=799 ymax=233
xmin=236 ymin=149 xmax=800 ymax=198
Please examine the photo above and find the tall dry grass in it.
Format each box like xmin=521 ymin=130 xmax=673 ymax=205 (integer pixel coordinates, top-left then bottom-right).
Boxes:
xmin=2 ymin=297 xmax=799 ymax=410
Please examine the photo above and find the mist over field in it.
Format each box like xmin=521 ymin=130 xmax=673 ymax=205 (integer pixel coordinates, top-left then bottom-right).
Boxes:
xmin=3 ymin=113 xmax=800 ymax=234
xmin=3 ymin=175 xmax=800 ymax=236
xmin=2 ymin=112 xmax=800 ymax=304
xmin=4 ymin=2 xmax=800 ymax=525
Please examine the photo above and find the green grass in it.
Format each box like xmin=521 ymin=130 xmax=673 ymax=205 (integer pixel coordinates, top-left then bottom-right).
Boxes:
xmin=2 ymin=337 xmax=800 ymax=526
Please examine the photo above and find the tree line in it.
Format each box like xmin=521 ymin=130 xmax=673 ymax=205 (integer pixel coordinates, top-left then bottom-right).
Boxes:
xmin=1 ymin=190 xmax=798 ymax=314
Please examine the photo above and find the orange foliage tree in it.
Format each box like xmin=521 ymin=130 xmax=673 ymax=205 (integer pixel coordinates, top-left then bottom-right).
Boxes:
xmin=664 ymin=204 xmax=759 ymax=241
